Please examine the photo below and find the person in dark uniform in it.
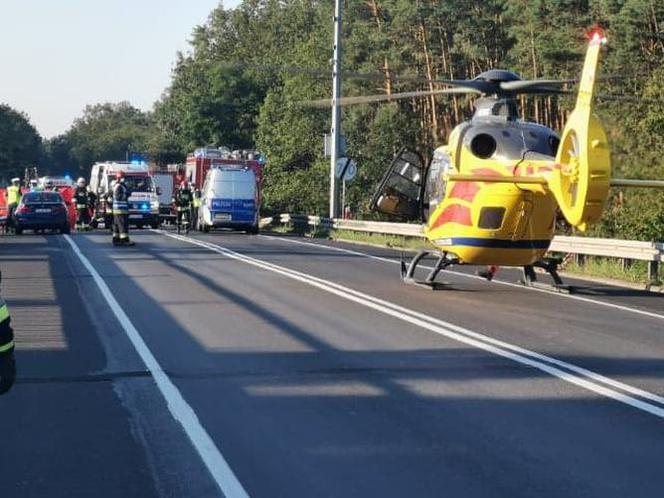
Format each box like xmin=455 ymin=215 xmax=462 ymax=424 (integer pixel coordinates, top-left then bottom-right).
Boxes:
xmin=74 ymin=177 xmax=92 ymax=231
xmin=0 ymin=272 xmax=16 ymax=395
xmin=87 ymin=187 xmax=98 ymax=228
xmin=173 ymin=181 xmax=193 ymax=234
xmin=112 ymin=171 xmax=134 ymax=246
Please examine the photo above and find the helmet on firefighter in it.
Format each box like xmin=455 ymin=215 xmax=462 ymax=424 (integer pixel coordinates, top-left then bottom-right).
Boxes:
xmin=77 ymin=177 xmax=86 ymax=187
xmin=29 ymin=179 xmax=37 ymax=186
xmin=11 ymin=178 xmax=20 ymax=185
xmin=115 ymin=171 xmax=125 ymax=181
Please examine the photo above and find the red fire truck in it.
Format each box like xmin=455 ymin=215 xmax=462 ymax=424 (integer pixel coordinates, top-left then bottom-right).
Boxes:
xmin=185 ymin=147 xmax=264 ymax=194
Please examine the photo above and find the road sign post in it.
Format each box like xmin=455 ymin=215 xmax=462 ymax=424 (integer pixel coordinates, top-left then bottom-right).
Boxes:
xmin=336 ymin=157 xmax=357 ymax=218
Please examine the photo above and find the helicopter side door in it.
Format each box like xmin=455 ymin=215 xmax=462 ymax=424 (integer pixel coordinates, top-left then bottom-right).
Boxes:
xmin=370 ymin=148 xmax=426 ymax=221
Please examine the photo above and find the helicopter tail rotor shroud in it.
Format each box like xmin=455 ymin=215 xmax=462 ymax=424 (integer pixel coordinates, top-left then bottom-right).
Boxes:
xmin=547 ymin=31 xmax=611 ymax=231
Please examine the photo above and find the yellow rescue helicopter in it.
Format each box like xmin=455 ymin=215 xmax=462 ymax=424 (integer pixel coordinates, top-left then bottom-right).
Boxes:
xmin=319 ymin=29 xmax=664 ymax=290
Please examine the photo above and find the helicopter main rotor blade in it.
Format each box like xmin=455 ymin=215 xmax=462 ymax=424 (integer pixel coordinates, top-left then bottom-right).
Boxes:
xmin=555 ymin=89 xmax=664 ymax=104
xmin=500 ymin=79 xmax=577 ymax=91
xmin=303 ymin=87 xmax=480 ymax=108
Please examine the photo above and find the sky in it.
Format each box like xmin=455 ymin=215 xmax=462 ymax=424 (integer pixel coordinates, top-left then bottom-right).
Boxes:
xmin=0 ymin=0 xmax=242 ymax=138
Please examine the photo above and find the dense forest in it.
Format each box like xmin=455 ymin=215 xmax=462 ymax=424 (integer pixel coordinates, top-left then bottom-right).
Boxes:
xmin=2 ymin=0 xmax=664 ymax=239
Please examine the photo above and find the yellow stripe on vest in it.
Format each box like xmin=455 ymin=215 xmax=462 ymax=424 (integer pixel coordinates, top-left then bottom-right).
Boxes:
xmin=0 ymin=340 xmax=14 ymax=353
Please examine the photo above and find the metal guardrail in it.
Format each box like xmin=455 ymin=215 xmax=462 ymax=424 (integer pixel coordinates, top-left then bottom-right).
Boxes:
xmin=262 ymin=214 xmax=663 ymax=282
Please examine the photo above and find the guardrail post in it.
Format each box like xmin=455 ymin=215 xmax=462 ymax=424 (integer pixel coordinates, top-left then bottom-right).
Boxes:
xmin=648 ymin=260 xmax=659 ymax=285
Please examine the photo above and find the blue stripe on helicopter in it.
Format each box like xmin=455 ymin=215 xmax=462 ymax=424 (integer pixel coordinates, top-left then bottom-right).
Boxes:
xmin=451 ymin=238 xmax=551 ymax=249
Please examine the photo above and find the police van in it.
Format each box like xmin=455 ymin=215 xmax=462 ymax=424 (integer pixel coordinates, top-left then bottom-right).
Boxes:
xmin=198 ymin=166 xmax=259 ymax=234
xmin=89 ymin=162 xmax=160 ymax=228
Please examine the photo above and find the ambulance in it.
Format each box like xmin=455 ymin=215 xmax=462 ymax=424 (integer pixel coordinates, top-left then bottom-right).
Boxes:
xmin=89 ymin=162 xmax=160 ymax=228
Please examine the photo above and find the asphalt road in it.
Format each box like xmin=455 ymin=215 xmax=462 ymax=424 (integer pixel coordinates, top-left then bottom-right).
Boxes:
xmin=1 ymin=228 xmax=663 ymax=497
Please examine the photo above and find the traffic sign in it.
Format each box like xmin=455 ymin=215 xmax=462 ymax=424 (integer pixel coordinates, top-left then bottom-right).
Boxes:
xmin=336 ymin=158 xmax=357 ymax=181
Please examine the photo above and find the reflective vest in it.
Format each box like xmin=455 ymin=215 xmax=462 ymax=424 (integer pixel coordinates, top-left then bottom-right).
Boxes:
xmin=0 ymin=298 xmax=14 ymax=357
xmin=7 ymin=185 xmax=21 ymax=205
xmin=112 ymin=182 xmax=130 ymax=214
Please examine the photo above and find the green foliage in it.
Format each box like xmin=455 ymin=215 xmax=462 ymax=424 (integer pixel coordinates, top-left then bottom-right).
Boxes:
xmin=45 ymin=102 xmax=151 ymax=177
xmin=564 ymin=257 xmax=652 ymax=285
xmin=0 ymin=104 xmax=43 ymax=181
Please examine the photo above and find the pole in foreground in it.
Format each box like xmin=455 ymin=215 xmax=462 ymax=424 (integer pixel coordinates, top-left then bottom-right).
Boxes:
xmin=329 ymin=0 xmax=343 ymax=219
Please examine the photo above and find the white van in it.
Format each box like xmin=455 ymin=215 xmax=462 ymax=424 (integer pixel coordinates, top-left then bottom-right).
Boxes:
xmin=89 ymin=162 xmax=160 ymax=228
xmin=199 ymin=166 xmax=258 ymax=234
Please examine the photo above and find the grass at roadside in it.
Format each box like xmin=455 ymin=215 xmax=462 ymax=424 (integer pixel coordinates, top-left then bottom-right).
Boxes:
xmin=329 ymin=229 xmax=426 ymax=251
xmin=560 ymin=256 xmax=654 ymax=285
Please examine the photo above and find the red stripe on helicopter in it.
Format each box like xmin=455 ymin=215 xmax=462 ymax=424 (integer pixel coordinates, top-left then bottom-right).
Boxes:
xmin=448 ymin=182 xmax=480 ymax=202
xmin=447 ymin=168 xmax=503 ymax=204
xmin=471 ymin=168 xmax=502 ymax=177
xmin=515 ymin=163 xmax=561 ymax=175
xmin=430 ymin=204 xmax=472 ymax=229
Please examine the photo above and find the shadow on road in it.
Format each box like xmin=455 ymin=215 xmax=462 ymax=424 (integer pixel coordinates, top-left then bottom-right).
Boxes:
xmin=3 ymin=231 xmax=664 ymax=498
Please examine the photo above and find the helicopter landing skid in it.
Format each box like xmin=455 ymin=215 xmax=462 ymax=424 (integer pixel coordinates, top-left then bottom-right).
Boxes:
xmin=519 ymin=258 xmax=573 ymax=294
xmin=400 ymin=250 xmax=459 ymax=289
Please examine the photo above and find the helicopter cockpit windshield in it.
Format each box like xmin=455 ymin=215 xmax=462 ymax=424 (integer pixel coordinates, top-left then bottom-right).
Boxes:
xmin=424 ymin=148 xmax=452 ymax=218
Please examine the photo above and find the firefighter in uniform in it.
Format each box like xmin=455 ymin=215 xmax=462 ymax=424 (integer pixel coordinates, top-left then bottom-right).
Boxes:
xmin=0 ymin=276 xmax=16 ymax=395
xmin=6 ymin=178 xmax=22 ymax=233
xmin=173 ymin=181 xmax=193 ymax=234
xmin=112 ymin=171 xmax=134 ymax=246
xmin=74 ymin=177 xmax=92 ymax=231
xmin=87 ymin=187 xmax=98 ymax=228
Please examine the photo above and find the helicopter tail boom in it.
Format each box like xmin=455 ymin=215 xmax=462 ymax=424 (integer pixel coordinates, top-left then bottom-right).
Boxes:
xmin=446 ymin=174 xmax=547 ymax=185
xmin=447 ymin=174 xmax=664 ymax=190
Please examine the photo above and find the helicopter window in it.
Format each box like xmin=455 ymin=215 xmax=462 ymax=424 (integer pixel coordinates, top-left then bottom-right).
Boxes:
xmin=470 ymin=134 xmax=497 ymax=159
xmin=478 ymin=207 xmax=506 ymax=229
xmin=394 ymin=161 xmax=421 ymax=184
xmin=426 ymin=150 xmax=451 ymax=213
xmin=386 ymin=175 xmax=420 ymax=200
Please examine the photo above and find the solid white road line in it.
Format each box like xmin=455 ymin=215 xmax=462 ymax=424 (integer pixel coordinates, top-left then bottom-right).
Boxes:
xmin=259 ymin=234 xmax=664 ymax=323
xmin=162 ymin=231 xmax=664 ymax=419
xmin=64 ymin=235 xmax=250 ymax=498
